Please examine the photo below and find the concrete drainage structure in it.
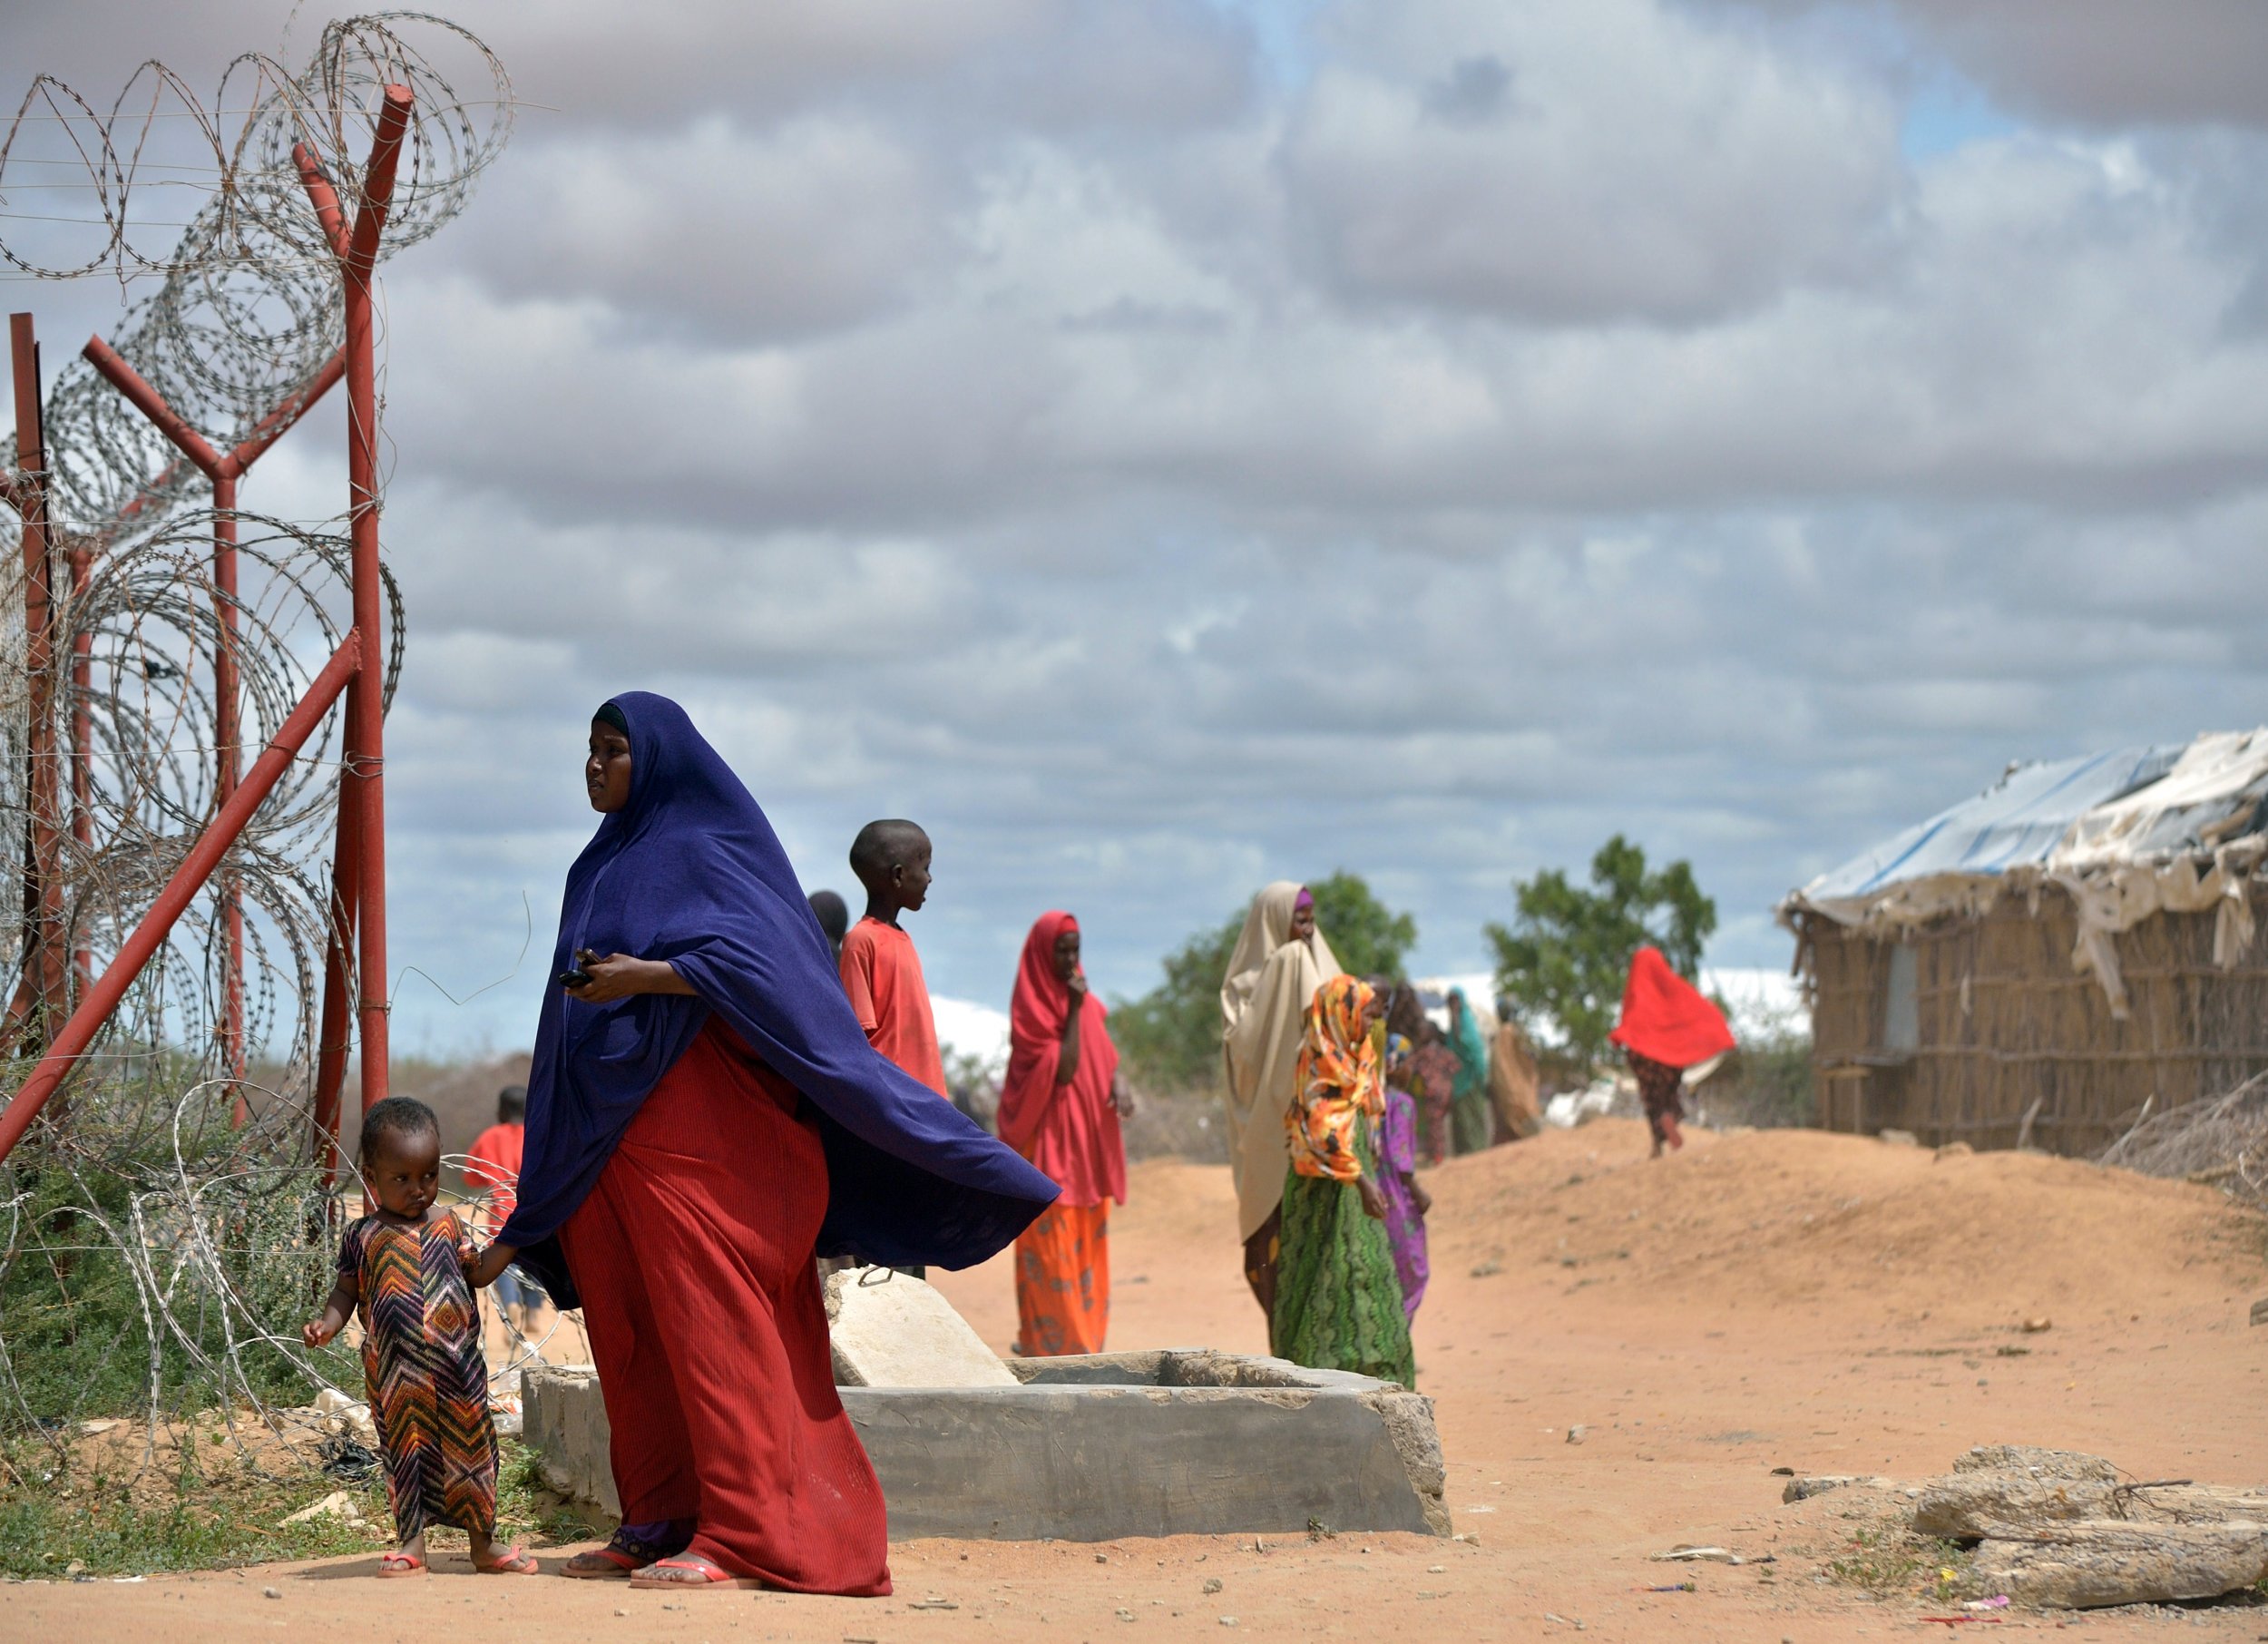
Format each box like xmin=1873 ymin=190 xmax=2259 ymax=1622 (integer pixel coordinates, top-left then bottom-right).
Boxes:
xmin=524 ymin=1348 xmax=1449 ymax=1541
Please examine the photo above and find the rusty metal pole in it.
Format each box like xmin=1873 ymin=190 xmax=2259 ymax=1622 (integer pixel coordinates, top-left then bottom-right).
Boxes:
xmin=11 ymin=315 xmax=66 ymax=1048
xmin=297 ymin=84 xmax=414 ymax=1139
xmin=309 ymin=770 xmax=362 ymax=1183
xmin=80 ymin=338 xmax=347 ymax=1111
xmin=212 ymin=468 xmax=245 ymax=1106
xmin=0 ymin=635 xmax=364 ymax=1160
xmin=67 ymin=540 xmax=91 ymax=993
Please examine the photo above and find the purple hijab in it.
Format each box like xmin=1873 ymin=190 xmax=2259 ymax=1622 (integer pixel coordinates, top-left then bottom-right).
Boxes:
xmin=497 ymin=692 xmax=1056 ymax=1303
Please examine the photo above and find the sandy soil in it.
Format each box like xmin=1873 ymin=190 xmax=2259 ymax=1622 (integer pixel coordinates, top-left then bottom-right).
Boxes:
xmin=10 ymin=1120 xmax=2265 ymax=1641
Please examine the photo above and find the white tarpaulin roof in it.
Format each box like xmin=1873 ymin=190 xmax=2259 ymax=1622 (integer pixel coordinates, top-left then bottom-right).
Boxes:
xmin=1784 ymin=729 xmax=2268 ymax=1016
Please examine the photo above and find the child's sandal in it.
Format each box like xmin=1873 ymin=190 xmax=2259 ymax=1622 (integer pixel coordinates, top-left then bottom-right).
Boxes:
xmin=377 ymin=1551 xmax=427 ymax=1578
xmin=628 ymin=1556 xmax=763 ymax=1590
xmin=475 ymin=1545 xmax=540 ymax=1575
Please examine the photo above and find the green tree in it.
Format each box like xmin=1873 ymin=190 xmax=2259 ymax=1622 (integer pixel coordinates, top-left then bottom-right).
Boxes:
xmin=1111 ymin=871 xmax=1418 ymax=1091
xmin=1485 ymin=835 xmax=1716 ymax=1076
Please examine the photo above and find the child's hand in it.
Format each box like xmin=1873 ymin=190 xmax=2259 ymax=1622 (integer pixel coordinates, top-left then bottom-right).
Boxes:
xmin=467 ymin=1242 xmax=519 ymax=1290
xmin=304 ymin=1316 xmax=338 ymax=1348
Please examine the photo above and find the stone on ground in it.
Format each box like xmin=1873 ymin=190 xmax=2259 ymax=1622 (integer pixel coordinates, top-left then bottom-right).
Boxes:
xmin=1969 ymin=1522 xmax=2268 ymax=1610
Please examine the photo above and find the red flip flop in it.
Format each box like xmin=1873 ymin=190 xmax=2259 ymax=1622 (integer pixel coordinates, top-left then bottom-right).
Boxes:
xmin=377 ymin=1551 xmax=427 ymax=1579
xmin=475 ymin=1545 xmax=540 ymax=1575
xmin=628 ymin=1556 xmax=763 ymax=1590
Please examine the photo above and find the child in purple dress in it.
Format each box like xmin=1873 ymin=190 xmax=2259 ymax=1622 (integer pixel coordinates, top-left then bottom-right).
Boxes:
xmin=1378 ymin=1035 xmax=1432 ymax=1320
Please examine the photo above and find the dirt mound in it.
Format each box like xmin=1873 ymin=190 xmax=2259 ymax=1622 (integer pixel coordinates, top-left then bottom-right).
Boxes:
xmin=1423 ymin=1120 xmax=2264 ymax=1333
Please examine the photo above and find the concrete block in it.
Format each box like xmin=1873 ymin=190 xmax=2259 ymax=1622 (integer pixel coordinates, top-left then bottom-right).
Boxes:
xmin=822 ymin=1267 xmax=1018 ymax=1388
xmin=522 ymin=1363 xmax=617 ymax=1517
xmin=523 ymin=1347 xmax=1448 ymax=1541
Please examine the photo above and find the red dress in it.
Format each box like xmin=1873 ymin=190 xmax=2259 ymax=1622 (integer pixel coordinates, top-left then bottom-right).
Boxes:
xmin=995 ymin=912 xmax=1126 ymax=1357
xmin=560 ymin=1019 xmax=891 ymax=1594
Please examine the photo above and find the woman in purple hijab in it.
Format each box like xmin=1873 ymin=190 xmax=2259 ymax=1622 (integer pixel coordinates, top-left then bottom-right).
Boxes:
xmin=470 ymin=695 xmax=1056 ymax=1593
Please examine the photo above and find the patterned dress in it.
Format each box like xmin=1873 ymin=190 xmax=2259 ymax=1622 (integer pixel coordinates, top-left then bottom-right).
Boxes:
xmin=1274 ymin=977 xmax=1417 ymax=1389
xmin=337 ymin=1209 xmax=498 ymax=1539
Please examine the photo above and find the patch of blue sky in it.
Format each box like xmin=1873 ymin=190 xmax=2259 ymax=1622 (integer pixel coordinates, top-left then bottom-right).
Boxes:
xmin=1902 ymin=72 xmax=2023 ymax=161
xmin=1200 ymin=0 xmax=1332 ymax=91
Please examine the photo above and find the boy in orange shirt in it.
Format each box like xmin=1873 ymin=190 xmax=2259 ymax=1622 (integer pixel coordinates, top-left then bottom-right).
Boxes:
xmin=838 ymin=819 xmax=949 ymax=1098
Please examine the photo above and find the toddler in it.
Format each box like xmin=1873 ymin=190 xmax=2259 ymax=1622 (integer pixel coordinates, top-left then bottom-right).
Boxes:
xmin=305 ymin=1096 xmax=536 ymax=1577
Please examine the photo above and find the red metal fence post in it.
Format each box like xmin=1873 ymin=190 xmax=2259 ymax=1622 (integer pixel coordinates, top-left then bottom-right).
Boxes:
xmin=10 ymin=315 xmax=66 ymax=1050
xmin=0 ymin=87 xmax=419 ymax=1169
xmin=0 ymin=635 xmax=363 ymax=1160
xmin=81 ymin=338 xmax=346 ymax=1112
xmin=335 ymin=85 xmax=413 ymax=1130
xmin=67 ymin=538 xmax=91 ymax=993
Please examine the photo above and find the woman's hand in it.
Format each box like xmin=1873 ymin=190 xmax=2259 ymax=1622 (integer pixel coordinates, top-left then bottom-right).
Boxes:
xmin=1065 ymin=968 xmax=1089 ymax=1010
xmin=302 ymin=1313 xmax=341 ymax=1348
xmin=1111 ymin=1072 xmax=1136 ymax=1120
xmin=565 ymin=949 xmax=696 ymax=1003
xmin=1408 ymin=1176 xmax=1433 ymax=1218
xmin=1355 ymin=1176 xmax=1388 ymax=1221
xmin=467 ymin=1242 xmax=519 ymax=1290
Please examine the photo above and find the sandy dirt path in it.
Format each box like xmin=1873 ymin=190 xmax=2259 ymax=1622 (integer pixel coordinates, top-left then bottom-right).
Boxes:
xmin=9 ymin=1120 xmax=2264 ymax=1641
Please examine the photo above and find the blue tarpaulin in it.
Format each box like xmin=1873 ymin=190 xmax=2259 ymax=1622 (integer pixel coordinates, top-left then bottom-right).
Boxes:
xmin=1797 ymin=746 xmax=2180 ymax=906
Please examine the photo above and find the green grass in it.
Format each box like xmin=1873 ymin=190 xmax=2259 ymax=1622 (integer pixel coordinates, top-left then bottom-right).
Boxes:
xmin=0 ymin=1440 xmax=386 ymax=1578
xmin=0 ymin=1437 xmax=601 ymax=1577
xmin=0 ymin=1100 xmax=357 ymax=1434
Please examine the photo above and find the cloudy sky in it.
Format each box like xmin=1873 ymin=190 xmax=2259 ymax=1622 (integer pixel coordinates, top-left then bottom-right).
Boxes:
xmin=10 ymin=0 xmax=2268 ymax=1054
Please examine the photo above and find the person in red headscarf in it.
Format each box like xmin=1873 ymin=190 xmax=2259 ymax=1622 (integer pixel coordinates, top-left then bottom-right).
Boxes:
xmin=995 ymin=912 xmax=1130 ymax=1355
xmin=1608 ymin=945 xmax=1735 ymax=1159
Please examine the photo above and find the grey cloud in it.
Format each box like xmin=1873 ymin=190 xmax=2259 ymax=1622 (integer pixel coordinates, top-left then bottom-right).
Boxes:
xmin=1716 ymin=0 xmax=2268 ymax=130
xmin=456 ymin=116 xmax=955 ymax=344
xmin=1280 ymin=0 xmax=1906 ymax=325
xmin=15 ymin=0 xmax=2268 ymax=1061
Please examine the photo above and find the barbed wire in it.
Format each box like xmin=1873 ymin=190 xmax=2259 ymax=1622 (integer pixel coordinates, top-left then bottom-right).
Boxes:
xmin=0 ymin=13 xmax=510 ymax=536
xmin=0 ymin=16 xmax=527 ymax=1489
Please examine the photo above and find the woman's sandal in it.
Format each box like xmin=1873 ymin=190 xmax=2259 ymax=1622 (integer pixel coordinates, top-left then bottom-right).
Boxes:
xmin=628 ymin=1556 xmax=764 ymax=1590
xmin=560 ymin=1525 xmax=687 ymax=1580
xmin=377 ymin=1551 xmax=427 ymax=1579
xmin=475 ymin=1545 xmax=541 ymax=1575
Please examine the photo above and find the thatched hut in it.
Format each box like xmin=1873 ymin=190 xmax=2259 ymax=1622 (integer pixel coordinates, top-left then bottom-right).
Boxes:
xmin=1780 ymin=730 xmax=2268 ymax=1156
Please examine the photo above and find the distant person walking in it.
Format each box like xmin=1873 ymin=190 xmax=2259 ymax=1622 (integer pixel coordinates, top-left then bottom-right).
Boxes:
xmin=463 ymin=1084 xmax=543 ymax=1336
xmin=1609 ymin=945 xmax=1735 ymax=1159
xmin=1220 ymin=883 xmax=1339 ymax=1322
xmin=1275 ymin=975 xmax=1415 ymax=1387
xmin=1487 ymin=997 xmax=1543 ymax=1141
xmin=474 ymin=695 xmax=1053 ymax=1592
xmin=996 ymin=911 xmax=1130 ymax=1355
xmin=1444 ymin=986 xmax=1492 ymax=1154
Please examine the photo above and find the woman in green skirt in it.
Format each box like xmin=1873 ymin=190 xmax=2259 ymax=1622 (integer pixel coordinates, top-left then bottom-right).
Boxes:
xmin=1274 ymin=974 xmax=1416 ymax=1388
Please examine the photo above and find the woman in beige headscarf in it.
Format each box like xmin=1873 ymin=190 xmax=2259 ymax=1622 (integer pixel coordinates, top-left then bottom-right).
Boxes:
xmin=1219 ymin=882 xmax=1338 ymax=1320
xmin=1487 ymin=993 xmax=1543 ymax=1141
